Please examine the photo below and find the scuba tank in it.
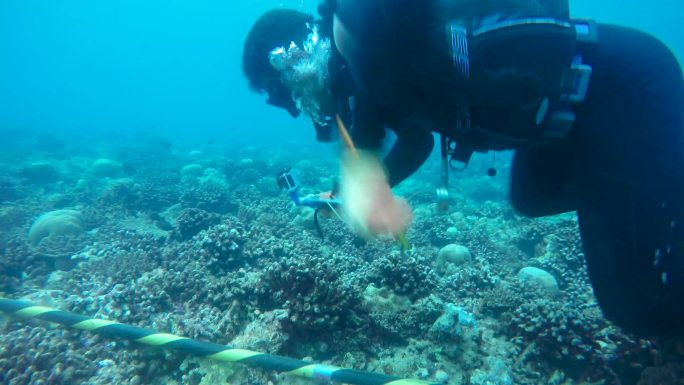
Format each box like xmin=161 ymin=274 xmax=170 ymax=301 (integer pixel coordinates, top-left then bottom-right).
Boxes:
xmin=337 ymin=0 xmax=589 ymax=155
xmin=431 ymin=0 xmax=595 ymax=165
xmin=432 ymin=0 xmax=594 ymax=209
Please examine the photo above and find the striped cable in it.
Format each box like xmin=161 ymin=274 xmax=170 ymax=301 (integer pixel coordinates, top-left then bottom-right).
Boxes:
xmin=0 ymin=298 xmax=439 ymax=385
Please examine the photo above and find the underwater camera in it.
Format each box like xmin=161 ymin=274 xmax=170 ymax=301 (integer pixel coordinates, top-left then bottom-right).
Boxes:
xmin=275 ymin=168 xmax=300 ymax=192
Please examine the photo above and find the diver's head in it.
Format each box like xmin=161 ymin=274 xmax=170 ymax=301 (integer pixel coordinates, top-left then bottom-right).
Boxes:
xmin=244 ymin=9 xmax=338 ymax=140
xmin=243 ymin=9 xmax=314 ymax=117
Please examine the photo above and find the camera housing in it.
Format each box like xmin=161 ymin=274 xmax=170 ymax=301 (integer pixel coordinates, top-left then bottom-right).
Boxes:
xmin=276 ymin=169 xmax=300 ymax=191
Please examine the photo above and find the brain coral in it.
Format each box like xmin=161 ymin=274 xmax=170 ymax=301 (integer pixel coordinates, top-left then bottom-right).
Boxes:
xmin=28 ymin=209 xmax=83 ymax=246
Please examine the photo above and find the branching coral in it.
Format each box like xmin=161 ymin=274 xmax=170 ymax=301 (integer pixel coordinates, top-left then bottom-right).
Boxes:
xmin=367 ymin=250 xmax=438 ymax=301
xmin=174 ymin=208 xmax=220 ymax=240
xmin=258 ymin=252 xmax=362 ymax=339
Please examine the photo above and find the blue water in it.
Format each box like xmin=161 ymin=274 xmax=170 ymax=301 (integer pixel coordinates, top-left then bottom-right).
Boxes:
xmin=0 ymin=0 xmax=318 ymax=150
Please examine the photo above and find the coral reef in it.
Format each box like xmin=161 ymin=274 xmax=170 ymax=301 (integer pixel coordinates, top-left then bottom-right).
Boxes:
xmin=180 ymin=181 xmax=233 ymax=214
xmin=0 ymin=326 xmax=98 ymax=385
xmin=435 ymin=243 xmax=471 ymax=275
xmin=0 ymin=176 xmax=19 ymax=202
xmin=517 ymin=266 xmax=559 ymax=293
xmin=0 ymin=231 xmax=35 ymax=292
xmin=90 ymin=158 xmax=122 ymax=177
xmin=195 ymin=220 xmax=247 ymax=272
xmin=16 ymin=162 xmax=60 ymax=184
xmin=367 ymin=250 xmax=438 ymax=301
xmin=0 ymin=142 xmax=678 ymax=385
xmin=100 ymin=172 xmax=180 ymax=213
xmin=28 ymin=209 xmax=83 ymax=246
xmin=173 ymin=208 xmax=221 ymax=240
xmin=257 ymin=251 xmax=362 ymax=338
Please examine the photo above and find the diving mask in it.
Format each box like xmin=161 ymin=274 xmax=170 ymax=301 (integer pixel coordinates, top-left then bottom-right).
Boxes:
xmin=269 ymin=24 xmax=337 ymax=128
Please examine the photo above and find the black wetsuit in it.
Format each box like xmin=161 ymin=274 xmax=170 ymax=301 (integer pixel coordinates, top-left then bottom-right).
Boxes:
xmin=335 ymin=1 xmax=684 ymax=337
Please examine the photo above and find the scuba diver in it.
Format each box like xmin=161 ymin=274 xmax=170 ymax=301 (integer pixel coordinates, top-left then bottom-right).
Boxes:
xmin=242 ymin=4 xmax=353 ymax=142
xmin=243 ymin=0 xmax=684 ymax=339
xmin=242 ymin=3 xmax=418 ymax=239
xmin=332 ymin=0 xmax=684 ymax=339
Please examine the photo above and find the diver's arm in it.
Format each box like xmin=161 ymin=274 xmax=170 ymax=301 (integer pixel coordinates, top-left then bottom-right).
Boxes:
xmin=348 ymin=97 xmax=434 ymax=186
xmin=349 ymin=96 xmax=385 ymax=150
xmin=341 ymin=98 xmax=415 ymax=239
xmin=384 ymin=128 xmax=434 ymax=187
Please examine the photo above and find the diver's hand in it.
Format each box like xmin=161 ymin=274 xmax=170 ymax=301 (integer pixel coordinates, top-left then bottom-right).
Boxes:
xmin=341 ymin=151 xmax=413 ymax=238
xmin=365 ymin=181 xmax=413 ymax=237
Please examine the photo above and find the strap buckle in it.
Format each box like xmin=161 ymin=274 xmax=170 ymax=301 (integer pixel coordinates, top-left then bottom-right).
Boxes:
xmin=562 ymin=54 xmax=593 ymax=103
xmin=561 ymin=20 xmax=597 ymax=103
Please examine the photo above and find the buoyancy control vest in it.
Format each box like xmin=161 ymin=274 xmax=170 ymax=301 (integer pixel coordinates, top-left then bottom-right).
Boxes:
xmin=333 ymin=0 xmax=596 ymax=165
xmin=432 ymin=0 xmax=597 ymax=166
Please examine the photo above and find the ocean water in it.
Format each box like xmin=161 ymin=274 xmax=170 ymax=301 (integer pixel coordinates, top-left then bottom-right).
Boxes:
xmin=0 ymin=1 xmax=682 ymax=385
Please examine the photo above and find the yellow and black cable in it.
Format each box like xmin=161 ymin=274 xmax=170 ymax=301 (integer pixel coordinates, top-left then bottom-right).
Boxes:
xmin=0 ymin=297 xmax=437 ymax=385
